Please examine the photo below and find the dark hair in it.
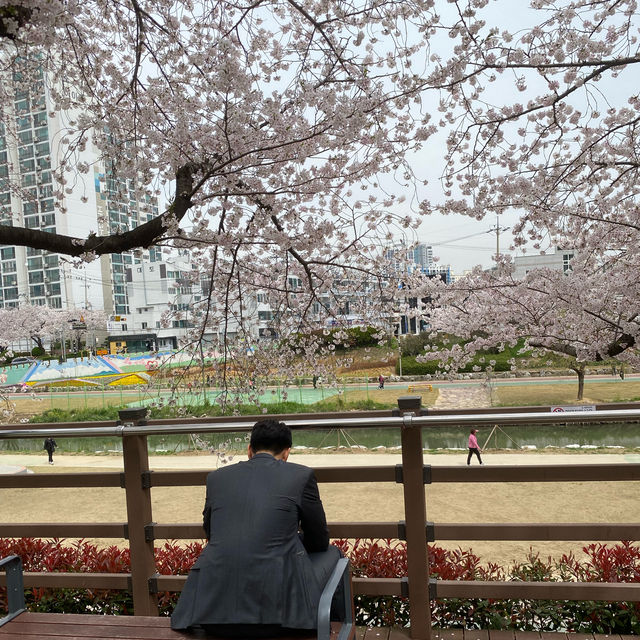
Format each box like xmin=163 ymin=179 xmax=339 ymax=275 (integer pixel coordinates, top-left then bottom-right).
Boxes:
xmin=470 ymin=428 xmax=477 ymax=434
xmin=250 ymin=419 xmax=292 ymax=454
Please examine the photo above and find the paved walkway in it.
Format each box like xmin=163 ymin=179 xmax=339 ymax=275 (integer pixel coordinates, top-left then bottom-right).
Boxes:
xmin=1 ymin=449 xmax=639 ymax=473
xmin=432 ymin=385 xmax=491 ymax=410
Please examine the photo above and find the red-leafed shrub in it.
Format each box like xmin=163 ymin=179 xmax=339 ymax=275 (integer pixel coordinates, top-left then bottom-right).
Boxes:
xmin=2 ymin=537 xmax=640 ymax=632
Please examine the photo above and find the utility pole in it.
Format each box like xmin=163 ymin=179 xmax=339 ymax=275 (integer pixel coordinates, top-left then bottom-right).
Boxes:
xmin=490 ymin=215 xmax=510 ymax=259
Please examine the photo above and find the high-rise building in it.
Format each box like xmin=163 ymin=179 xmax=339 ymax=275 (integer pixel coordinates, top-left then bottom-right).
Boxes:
xmin=0 ymin=61 xmax=158 ymax=314
xmin=413 ymin=243 xmax=433 ymax=269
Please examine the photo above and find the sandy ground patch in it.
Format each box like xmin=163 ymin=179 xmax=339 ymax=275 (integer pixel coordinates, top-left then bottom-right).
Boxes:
xmin=2 ymin=450 xmax=640 ymax=568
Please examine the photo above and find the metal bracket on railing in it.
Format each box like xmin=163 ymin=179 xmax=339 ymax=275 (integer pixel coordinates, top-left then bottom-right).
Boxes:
xmin=395 ymin=464 xmax=432 ymax=484
xmin=397 ymin=520 xmax=435 ymax=541
xmin=401 ymin=577 xmax=409 ymax=597
xmin=148 ymin=573 xmax=159 ymax=594
xmin=123 ymin=523 xmax=129 ymax=540
xmin=141 ymin=470 xmax=154 ymax=489
xmin=126 ymin=575 xmax=133 ymax=593
xmin=119 ymin=472 xmax=126 ymax=489
xmin=144 ymin=522 xmax=156 ymax=542
xmin=428 ymin=578 xmax=437 ymax=600
xmin=0 ymin=555 xmax=25 ymax=627
xmin=426 ymin=521 xmax=435 ymax=542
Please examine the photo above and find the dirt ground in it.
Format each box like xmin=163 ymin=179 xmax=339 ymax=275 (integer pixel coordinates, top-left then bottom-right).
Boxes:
xmin=3 ymin=449 xmax=639 ymax=569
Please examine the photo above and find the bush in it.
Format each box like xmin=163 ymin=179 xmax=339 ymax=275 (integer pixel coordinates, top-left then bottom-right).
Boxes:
xmin=398 ymin=355 xmax=513 ymax=376
xmin=31 ymin=346 xmax=46 ymax=357
xmin=2 ymin=537 xmax=640 ymax=632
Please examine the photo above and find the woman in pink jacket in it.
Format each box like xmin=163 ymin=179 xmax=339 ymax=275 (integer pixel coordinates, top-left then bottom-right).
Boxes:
xmin=467 ymin=429 xmax=483 ymax=465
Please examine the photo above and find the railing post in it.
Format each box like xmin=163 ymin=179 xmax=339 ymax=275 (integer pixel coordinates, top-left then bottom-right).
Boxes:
xmin=121 ymin=414 xmax=158 ymax=616
xmin=396 ymin=396 xmax=431 ymax=639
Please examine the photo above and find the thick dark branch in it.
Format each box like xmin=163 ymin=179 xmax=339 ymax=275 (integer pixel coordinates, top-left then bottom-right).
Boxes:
xmin=0 ymin=164 xmax=195 ymax=257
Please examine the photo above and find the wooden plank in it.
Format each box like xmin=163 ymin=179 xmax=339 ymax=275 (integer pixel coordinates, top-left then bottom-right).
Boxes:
xmin=487 ymin=631 xmax=515 ymax=640
xmin=540 ymin=633 xmax=566 ymax=640
xmin=464 ymin=630 xmax=489 ymax=640
xmin=362 ymin=627 xmax=391 ymax=640
xmin=431 ymin=465 xmax=640 ymax=483
xmin=0 ymin=522 xmax=127 ymax=539
xmin=0 ymin=614 xmax=345 ymax=640
xmin=0 ymin=572 xmax=130 ymax=589
xmin=387 ymin=627 xmax=411 ymax=640
xmin=433 ymin=523 xmax=640 ymax=541
xmin=512 ymin=633 xmax=541 ymax=640
xmin=435 ymin=581 xmax=640 ymax=602
xmin=355 ymin=626 xmax=368 ymax=640
xmin=565 ymin=635 xmax=593 ymax=640
xmin=433 ymin=629 xmax=464 ymax=640
xmin=0 ymin=472 xmax=122 ymax=488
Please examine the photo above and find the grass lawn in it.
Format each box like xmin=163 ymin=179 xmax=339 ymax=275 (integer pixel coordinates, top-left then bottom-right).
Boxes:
xmin=494 ymin=380 xmax=640 ymax=407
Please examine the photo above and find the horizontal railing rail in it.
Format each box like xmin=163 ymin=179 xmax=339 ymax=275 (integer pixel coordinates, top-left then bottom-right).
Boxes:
xmin=2 ymin=398 xmax=640 ymax=640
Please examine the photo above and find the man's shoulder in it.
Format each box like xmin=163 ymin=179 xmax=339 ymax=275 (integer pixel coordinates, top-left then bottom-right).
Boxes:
xmin=206 ymin=458 xmax=314 ymax=479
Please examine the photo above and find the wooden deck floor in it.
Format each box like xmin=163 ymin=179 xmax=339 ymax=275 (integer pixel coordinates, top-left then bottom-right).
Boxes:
xmin=358 ymin=628 xmax=637 ymax=640
xmin=1 ymin=614 xmax=636 ymax=640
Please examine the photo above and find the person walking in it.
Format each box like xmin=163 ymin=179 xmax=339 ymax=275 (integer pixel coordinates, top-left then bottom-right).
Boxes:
xmin=44 ymin=437 xmax=57 ymax=465
xmin=467 ymin=429 xmax=482 ymax=465
xmin=378 ymin=374 xmax=385 ymax=389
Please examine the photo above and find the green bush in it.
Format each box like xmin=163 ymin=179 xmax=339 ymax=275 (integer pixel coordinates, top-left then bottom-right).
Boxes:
xmin=31 ymin=346 xmax=46 ymax=357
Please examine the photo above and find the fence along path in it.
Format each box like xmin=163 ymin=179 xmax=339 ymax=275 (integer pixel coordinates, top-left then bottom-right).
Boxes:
xmin=2 ymin=399 xmax=640 ymax=639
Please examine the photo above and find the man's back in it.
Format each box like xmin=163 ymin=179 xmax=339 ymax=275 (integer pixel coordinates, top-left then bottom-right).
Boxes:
xmin=171 ymin=452 xmax=330 ymax=631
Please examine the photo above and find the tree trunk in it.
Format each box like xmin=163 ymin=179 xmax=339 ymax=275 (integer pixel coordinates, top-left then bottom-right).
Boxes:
xmin=574 ymin=366 xmax=585 ymax=401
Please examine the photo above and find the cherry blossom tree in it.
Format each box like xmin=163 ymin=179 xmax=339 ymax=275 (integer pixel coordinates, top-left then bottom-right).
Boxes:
xmin=400 ymin=0 xmax=640 ymax=396
xmin=0 ymin=305 xmax=106 ymax=356
xmin=414 ymin=253 xmax=638 ymax=400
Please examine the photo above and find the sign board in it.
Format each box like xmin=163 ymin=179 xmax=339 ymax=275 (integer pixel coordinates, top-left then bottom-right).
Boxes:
xmin=550 ymin=405 xmax=596 ymax=412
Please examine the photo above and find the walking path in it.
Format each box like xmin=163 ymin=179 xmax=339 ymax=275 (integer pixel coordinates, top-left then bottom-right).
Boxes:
xmin=1 ymin=449 xmax=639 ymax=473
xmin=432 ymin=385 xmax=491 ymax=410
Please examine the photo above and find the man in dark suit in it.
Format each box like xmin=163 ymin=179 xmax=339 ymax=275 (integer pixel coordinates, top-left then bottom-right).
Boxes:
xmin=171 ymin=419 xmax=341 ymax=636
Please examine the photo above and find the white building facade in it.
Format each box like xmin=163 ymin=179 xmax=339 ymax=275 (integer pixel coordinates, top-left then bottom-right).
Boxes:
xmin=512 ymin=247 xmax=576 ymax=280
xmin=0 ymin=62 xmax=159 ymax=318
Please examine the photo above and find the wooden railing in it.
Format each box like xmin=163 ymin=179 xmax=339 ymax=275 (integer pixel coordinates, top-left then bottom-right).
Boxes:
xmin=2 ymin=398 xmax=640 ymax=640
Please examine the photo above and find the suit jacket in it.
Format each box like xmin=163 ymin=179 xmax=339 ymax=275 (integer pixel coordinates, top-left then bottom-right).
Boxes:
xmin=171 ymin=453 xmax=330 ymax=630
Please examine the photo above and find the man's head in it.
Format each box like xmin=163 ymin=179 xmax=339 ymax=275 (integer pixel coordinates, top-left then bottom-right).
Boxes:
xmin=248 ymin=419 xmax=292 ymax=460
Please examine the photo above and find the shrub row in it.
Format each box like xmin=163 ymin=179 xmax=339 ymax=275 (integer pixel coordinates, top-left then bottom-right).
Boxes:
xmin=1 ymin=537 xmax=639 ymax=633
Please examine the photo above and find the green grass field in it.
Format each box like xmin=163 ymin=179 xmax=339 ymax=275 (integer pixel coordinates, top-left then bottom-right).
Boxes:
xmin=494 ymin=380 xmax=640 ymax=406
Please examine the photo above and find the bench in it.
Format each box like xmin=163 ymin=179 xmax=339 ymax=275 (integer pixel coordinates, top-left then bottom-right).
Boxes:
xmin=406 ymin=383 xmax=432 ymax=393
xmin=0 ymin=555 xmax=354 ymax=640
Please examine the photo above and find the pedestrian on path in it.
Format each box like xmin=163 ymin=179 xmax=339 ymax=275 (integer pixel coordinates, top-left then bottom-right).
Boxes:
xmin=467 ymin=429 xmax=482 ymax=465
xmin=44 ymin=437 xmax=57 ymax=465
xmin=378 ymin=374 xmax=385 ymax=389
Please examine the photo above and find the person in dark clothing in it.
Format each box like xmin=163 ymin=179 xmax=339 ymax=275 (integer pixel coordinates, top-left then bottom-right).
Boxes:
xmin=171 ymin=419 xmax=342 ymax=636
xmin=378 ymin=374 xmax=384 ymax=389
xmin=44 ymin=437 xmax=57 ymax=465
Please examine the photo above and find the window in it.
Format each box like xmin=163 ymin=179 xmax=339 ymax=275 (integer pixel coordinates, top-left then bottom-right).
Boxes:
xmin=1 ymin=247 xmax=15 ymax=260
xmin=18 ymin=130 xmax=32 ymax=145
xmin=15 ymin=116 xmax=30 ymax=131
xmin=35 ymin=141 xmax=49 ymax=157
xmin=30 ymin=284 xmax=45 ymax=298
xmin=562 ymin=253 xmax=574 ymax=274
